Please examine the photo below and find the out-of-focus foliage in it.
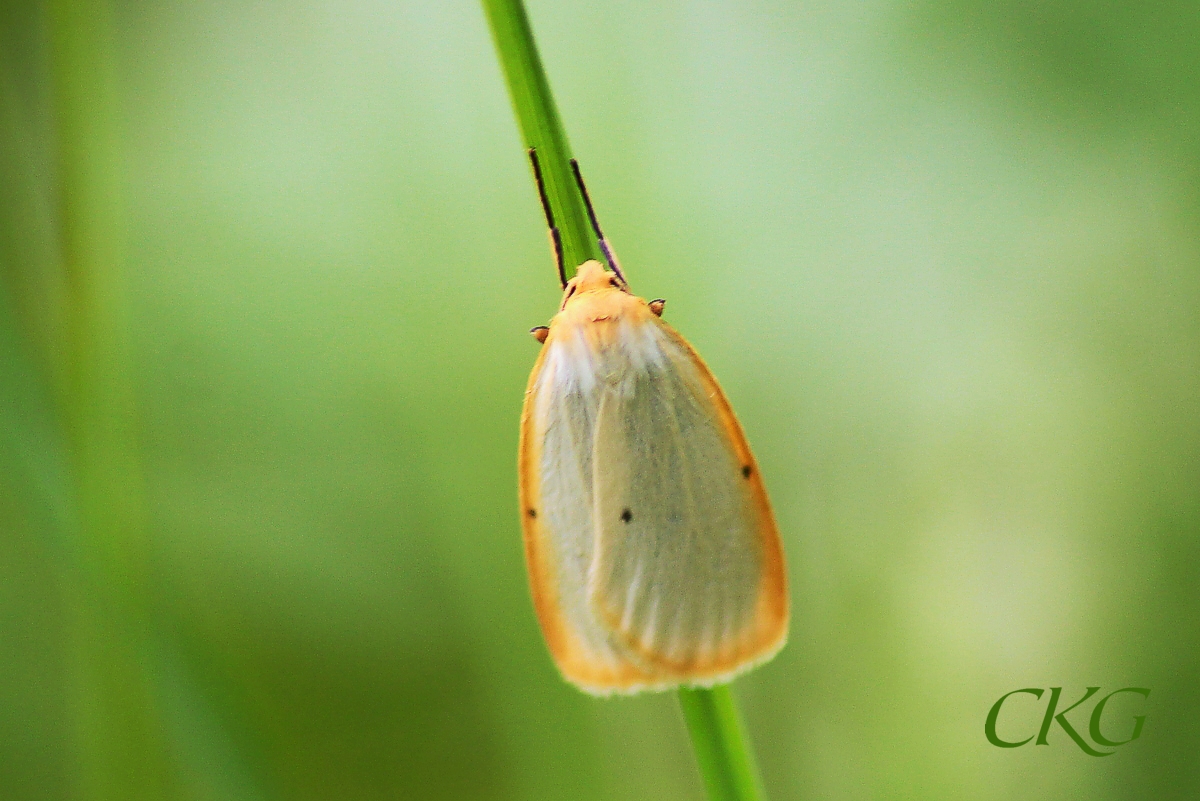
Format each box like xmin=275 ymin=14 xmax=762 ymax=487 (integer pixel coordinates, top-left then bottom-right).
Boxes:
xmin=2 ymin=1 xmax=1197 ymax=799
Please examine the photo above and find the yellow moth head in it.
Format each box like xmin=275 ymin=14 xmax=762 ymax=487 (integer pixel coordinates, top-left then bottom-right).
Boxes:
xmin=561 ymin=259 xmax=628 ymax=309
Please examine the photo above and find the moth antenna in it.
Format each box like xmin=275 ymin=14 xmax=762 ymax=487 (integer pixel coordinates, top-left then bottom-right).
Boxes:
xmin=529 ymin=148 xmax=567 ymax=288
xmin=529 ymin=326 xmax=549 ymax=344
xmin=546 ymin=228 xmax=563 ymax=282
xmin=570 ymin=158 xmax=628 ymax=285
xmin=648 ymin=299 xmax=666 ymax=317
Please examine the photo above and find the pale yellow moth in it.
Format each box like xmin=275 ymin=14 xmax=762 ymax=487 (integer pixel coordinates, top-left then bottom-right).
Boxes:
xmin=519 ymin=151 xmax=788 ymax=694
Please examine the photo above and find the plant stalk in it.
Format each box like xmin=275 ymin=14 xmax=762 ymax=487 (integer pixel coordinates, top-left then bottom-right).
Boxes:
xmin=482 ymin=0 xmax=604 ymax=279
xmin=48 ymin=0 xmax=172 ymax=797
xmin=482 ymin=3 xmax=770 ymax=800
xmin=678 ymin=686 xmax=769 ymax=801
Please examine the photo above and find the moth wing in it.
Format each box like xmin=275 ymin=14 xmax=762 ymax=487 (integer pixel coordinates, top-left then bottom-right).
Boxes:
xmin=519 ymin=335 xmax=667 ymax=693
xmin=588 ymin=320 xmax=787 ymax=682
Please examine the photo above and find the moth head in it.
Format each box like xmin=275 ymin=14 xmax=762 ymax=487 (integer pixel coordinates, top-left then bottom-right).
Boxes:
xmin=561 ymin=259 xmax=627 ymax=308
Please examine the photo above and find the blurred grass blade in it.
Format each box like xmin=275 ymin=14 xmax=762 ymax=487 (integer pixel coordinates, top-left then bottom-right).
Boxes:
xmin=48 ymin=0 xmax=173 ymax=797
xmin=482 ymin=0 xmax=604 ymax=278
xmin=0 ymin=54 xmax=68 ymax=391
xmin=679 ymin=686 xmax=769 ymax=801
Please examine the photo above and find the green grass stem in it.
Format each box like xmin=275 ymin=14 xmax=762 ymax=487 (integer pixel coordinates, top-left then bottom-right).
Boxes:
xmin=48 ymin=0 xmax=173 ymax=797
xmin=679 ymin=686 xmax=769 ymax=801
xmin=482 ymin=0 xmax=605 ymax=279
xmin=481 ymin=4 xmax=771 ymax=800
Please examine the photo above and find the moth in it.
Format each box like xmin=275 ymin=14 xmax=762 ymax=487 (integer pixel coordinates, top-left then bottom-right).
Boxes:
xmin=519 ymin=151 xmax=788 ymax=694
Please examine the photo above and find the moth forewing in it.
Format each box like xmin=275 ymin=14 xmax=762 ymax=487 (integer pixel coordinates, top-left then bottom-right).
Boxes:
xmin=658 ymin=322 xmax=790 ymax=670
xmin=590 ymin=318 xmax=786 ymax=674
xmin=519 ymin=323 xmax=667 ymax=692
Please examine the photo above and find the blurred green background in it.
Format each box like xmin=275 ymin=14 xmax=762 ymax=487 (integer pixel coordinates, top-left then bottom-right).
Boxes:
xmin=3 ymin=0 xmax=1198 ymax=799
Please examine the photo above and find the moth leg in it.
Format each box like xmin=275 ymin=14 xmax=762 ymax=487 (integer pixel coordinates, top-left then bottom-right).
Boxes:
xmin=648 ymin=299 xmax=666 ymax=317
xmin=529 ymin=326 xmax=549 ymax=343
xmin=570 ymin=158 xmax=628 ymax=286
xmin=529 ymin=148 xmax=567 ymax=288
